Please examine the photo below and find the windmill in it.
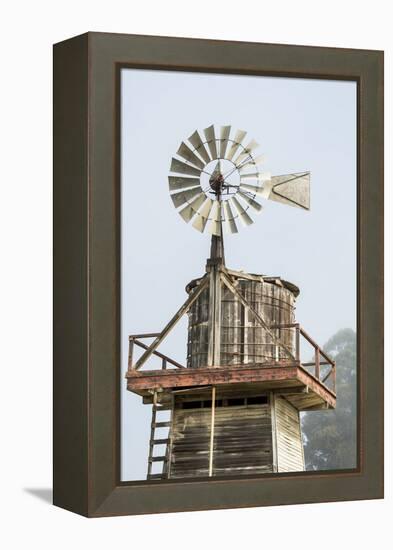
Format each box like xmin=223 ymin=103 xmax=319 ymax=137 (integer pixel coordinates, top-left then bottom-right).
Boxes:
xmin=126 ymin=125 xmax=336 ymax=480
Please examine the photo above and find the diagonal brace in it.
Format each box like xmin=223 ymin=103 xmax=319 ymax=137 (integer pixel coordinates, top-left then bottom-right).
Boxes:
xmin=220 ymin=271 xmax=295 ymax=360
xmin=132 ymin=275 xmax=209 ymax=371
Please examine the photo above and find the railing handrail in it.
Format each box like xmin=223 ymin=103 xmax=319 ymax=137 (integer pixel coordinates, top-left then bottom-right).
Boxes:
xmin=127 ymin=326 xmax=336 ymax=393
xmin=267 ymin=322 xmax=336 ymax=390
xmin=129 ymin=334 xmax=185 ymax=370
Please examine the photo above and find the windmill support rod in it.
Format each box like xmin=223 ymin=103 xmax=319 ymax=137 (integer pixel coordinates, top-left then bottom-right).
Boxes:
xmin=207 ymin=263 xmax=222 ymax=366
xmin=210 ymin=234 xmax=225 ymax=263
xmin=132 ymin=276 xmax=209 ymax=371
xmin=220 ymin=272 xmax=295 ymax=360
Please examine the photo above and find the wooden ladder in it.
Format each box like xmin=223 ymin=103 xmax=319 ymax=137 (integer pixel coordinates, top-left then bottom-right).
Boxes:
xmin=147 ymin=392 xmax=172 ymax=480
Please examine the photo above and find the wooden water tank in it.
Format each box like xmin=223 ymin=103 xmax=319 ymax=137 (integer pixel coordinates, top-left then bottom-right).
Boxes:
xmin=186 ymin=270 xmax=299 ymax=368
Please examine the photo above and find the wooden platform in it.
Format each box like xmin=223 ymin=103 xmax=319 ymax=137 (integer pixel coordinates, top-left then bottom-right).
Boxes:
xmin=126 ymin=362 xmax=336 ymax=411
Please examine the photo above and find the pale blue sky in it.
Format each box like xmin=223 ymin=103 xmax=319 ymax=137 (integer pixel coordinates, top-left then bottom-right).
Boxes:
xmin=120 ymin=69 xmax=357 ymax=481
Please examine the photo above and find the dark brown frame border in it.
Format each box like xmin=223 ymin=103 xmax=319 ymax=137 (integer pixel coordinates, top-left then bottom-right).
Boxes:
xmin=53 ymin=32 xmax=383 ymax=517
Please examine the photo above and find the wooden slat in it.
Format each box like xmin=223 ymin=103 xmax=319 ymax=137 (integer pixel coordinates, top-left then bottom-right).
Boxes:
xmin=220 ymin=272 xmax=296 ymax=360
xmin=169 ymin=398 xmax=274 ymax=479
xmin=274 ymin=396 xmax=304 ymax=472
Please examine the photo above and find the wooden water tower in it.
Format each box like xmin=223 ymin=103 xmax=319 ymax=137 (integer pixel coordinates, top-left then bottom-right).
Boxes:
xmin=126 ymin=125 xmax=336 ymax=480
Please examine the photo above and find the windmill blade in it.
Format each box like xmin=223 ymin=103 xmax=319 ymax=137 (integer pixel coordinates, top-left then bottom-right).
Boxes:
xmin=207 ymin=201 xmax=223 ymax=236
xmin=230 ymin=196 xmax=253 ymax=226
xmin=223 ymin=200 xmax=238 ymax=234
xmin=199 ymin=197 xmax=214 ymax=219
xmin=170 ymin=157 xmax=202 ymax=177
xmin=226 ymin=129 xmax=247 ymax=161
xmin=209 ymin=218 xmax=222 ymax=236
xmin=237 ymin=190 xmax=263 ymax=212
xmin=188 ymin=130 xmax=211 ymax=164
xmin=192 ymin=214 xmax=209 ymax=233
xmin=192 ymin=198 xmax=214 ymax=233
xmin=171 ymin=187 xmax=203 ymax=209
xmin=178 ymin=193 xmax=207 ymax=222
xmin=239 ymin=182 xmax=264 ymax=195
xmin=238 ymin=153 xmax=266 ymax=171
xmin=234 ymin=139 xmax=260 ymax=165
xmin=209 ymin=200 xmax=221 ymax=221
xmin=209 ymin=220 xmax=222 ymax=236
xmin=204 ymin=125 xmax=218 ymax=160
xmin=238 ymin=165 xmax=262 ymax=176
xmin=261 ymin=172 xmax=310 ymax=210
xmin=177 ymin=142 xmax=206 ymax=169
xmin=219 ymin=126 xmax=231 ymax=159
xmin=210 ymin=160 xmax=222 ymax=182
xmin=235 ymin=152 xmax=254 ymax=166
xmin=239 ymin=170 xmax=270 ymax=181
xmin=168 ymin=176 xmax=201 ymax=192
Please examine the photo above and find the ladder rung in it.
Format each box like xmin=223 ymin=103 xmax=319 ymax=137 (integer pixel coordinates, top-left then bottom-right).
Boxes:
xmin=154 ymin=404 xmax=172 ymax=411
xmin=149 ymin=455 xmax=167 ymax=462
xmin=153 ymin=421 xmax=171 ymax=428
xmin=151 ymin=438 xmax=170 ymax=445
xmin=147 ymin=474 xmax=164 ymax=480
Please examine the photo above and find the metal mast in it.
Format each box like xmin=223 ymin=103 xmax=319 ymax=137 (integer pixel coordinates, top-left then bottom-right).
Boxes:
xmin=207 ymin=160 xmax=224 ymax=366
xmin=208 ymin=159 xmax=225 ymax=264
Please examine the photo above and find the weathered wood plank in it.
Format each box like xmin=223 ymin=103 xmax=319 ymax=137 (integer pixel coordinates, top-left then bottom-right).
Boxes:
xmin=220 ymin=272 xmax=296 ymax=360
xmin=274 ymin=396 xmax=305 ymax=473
xmin=169 ymin=396 xmax=274 ymax=479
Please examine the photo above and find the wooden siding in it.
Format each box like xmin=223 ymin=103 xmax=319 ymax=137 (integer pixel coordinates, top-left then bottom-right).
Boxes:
xmin=274 ymin=395 xmax=305 ymax=472
xmin=169 ymin=399 xmax=273 ymax=479
xmin=169 ymin=407 xmax=211 ymax=478
xmin=213 ymin=405 xmax=273 ymax=476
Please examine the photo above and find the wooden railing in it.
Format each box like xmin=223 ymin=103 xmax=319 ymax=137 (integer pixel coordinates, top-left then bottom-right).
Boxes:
xmin=270 ymin=323 xmax=336 ymax=393
xmin=128 ymin=334 xmax=185 ymax=371
xmin=128 ymin=325 xmax=336 ymax=394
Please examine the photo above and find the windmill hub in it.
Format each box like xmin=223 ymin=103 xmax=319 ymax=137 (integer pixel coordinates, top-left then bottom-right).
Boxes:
xmin=204 ymin=158 xmax=240 ymax=202
xmin=209 ymin=171 xmax=224 ymax=195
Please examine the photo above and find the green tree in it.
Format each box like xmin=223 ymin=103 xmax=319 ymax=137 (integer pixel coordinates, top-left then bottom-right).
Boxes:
xmin=301 ymin=328 xmax=357 ymax=470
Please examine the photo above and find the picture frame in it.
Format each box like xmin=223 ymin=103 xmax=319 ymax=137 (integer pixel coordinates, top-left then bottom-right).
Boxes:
xmin=53 ymin=32 xmax=383 ymax=517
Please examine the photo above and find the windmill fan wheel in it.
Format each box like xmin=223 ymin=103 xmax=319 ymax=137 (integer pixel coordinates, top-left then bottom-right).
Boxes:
xmin=168 ymin=125 xmax=271 ymax=236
